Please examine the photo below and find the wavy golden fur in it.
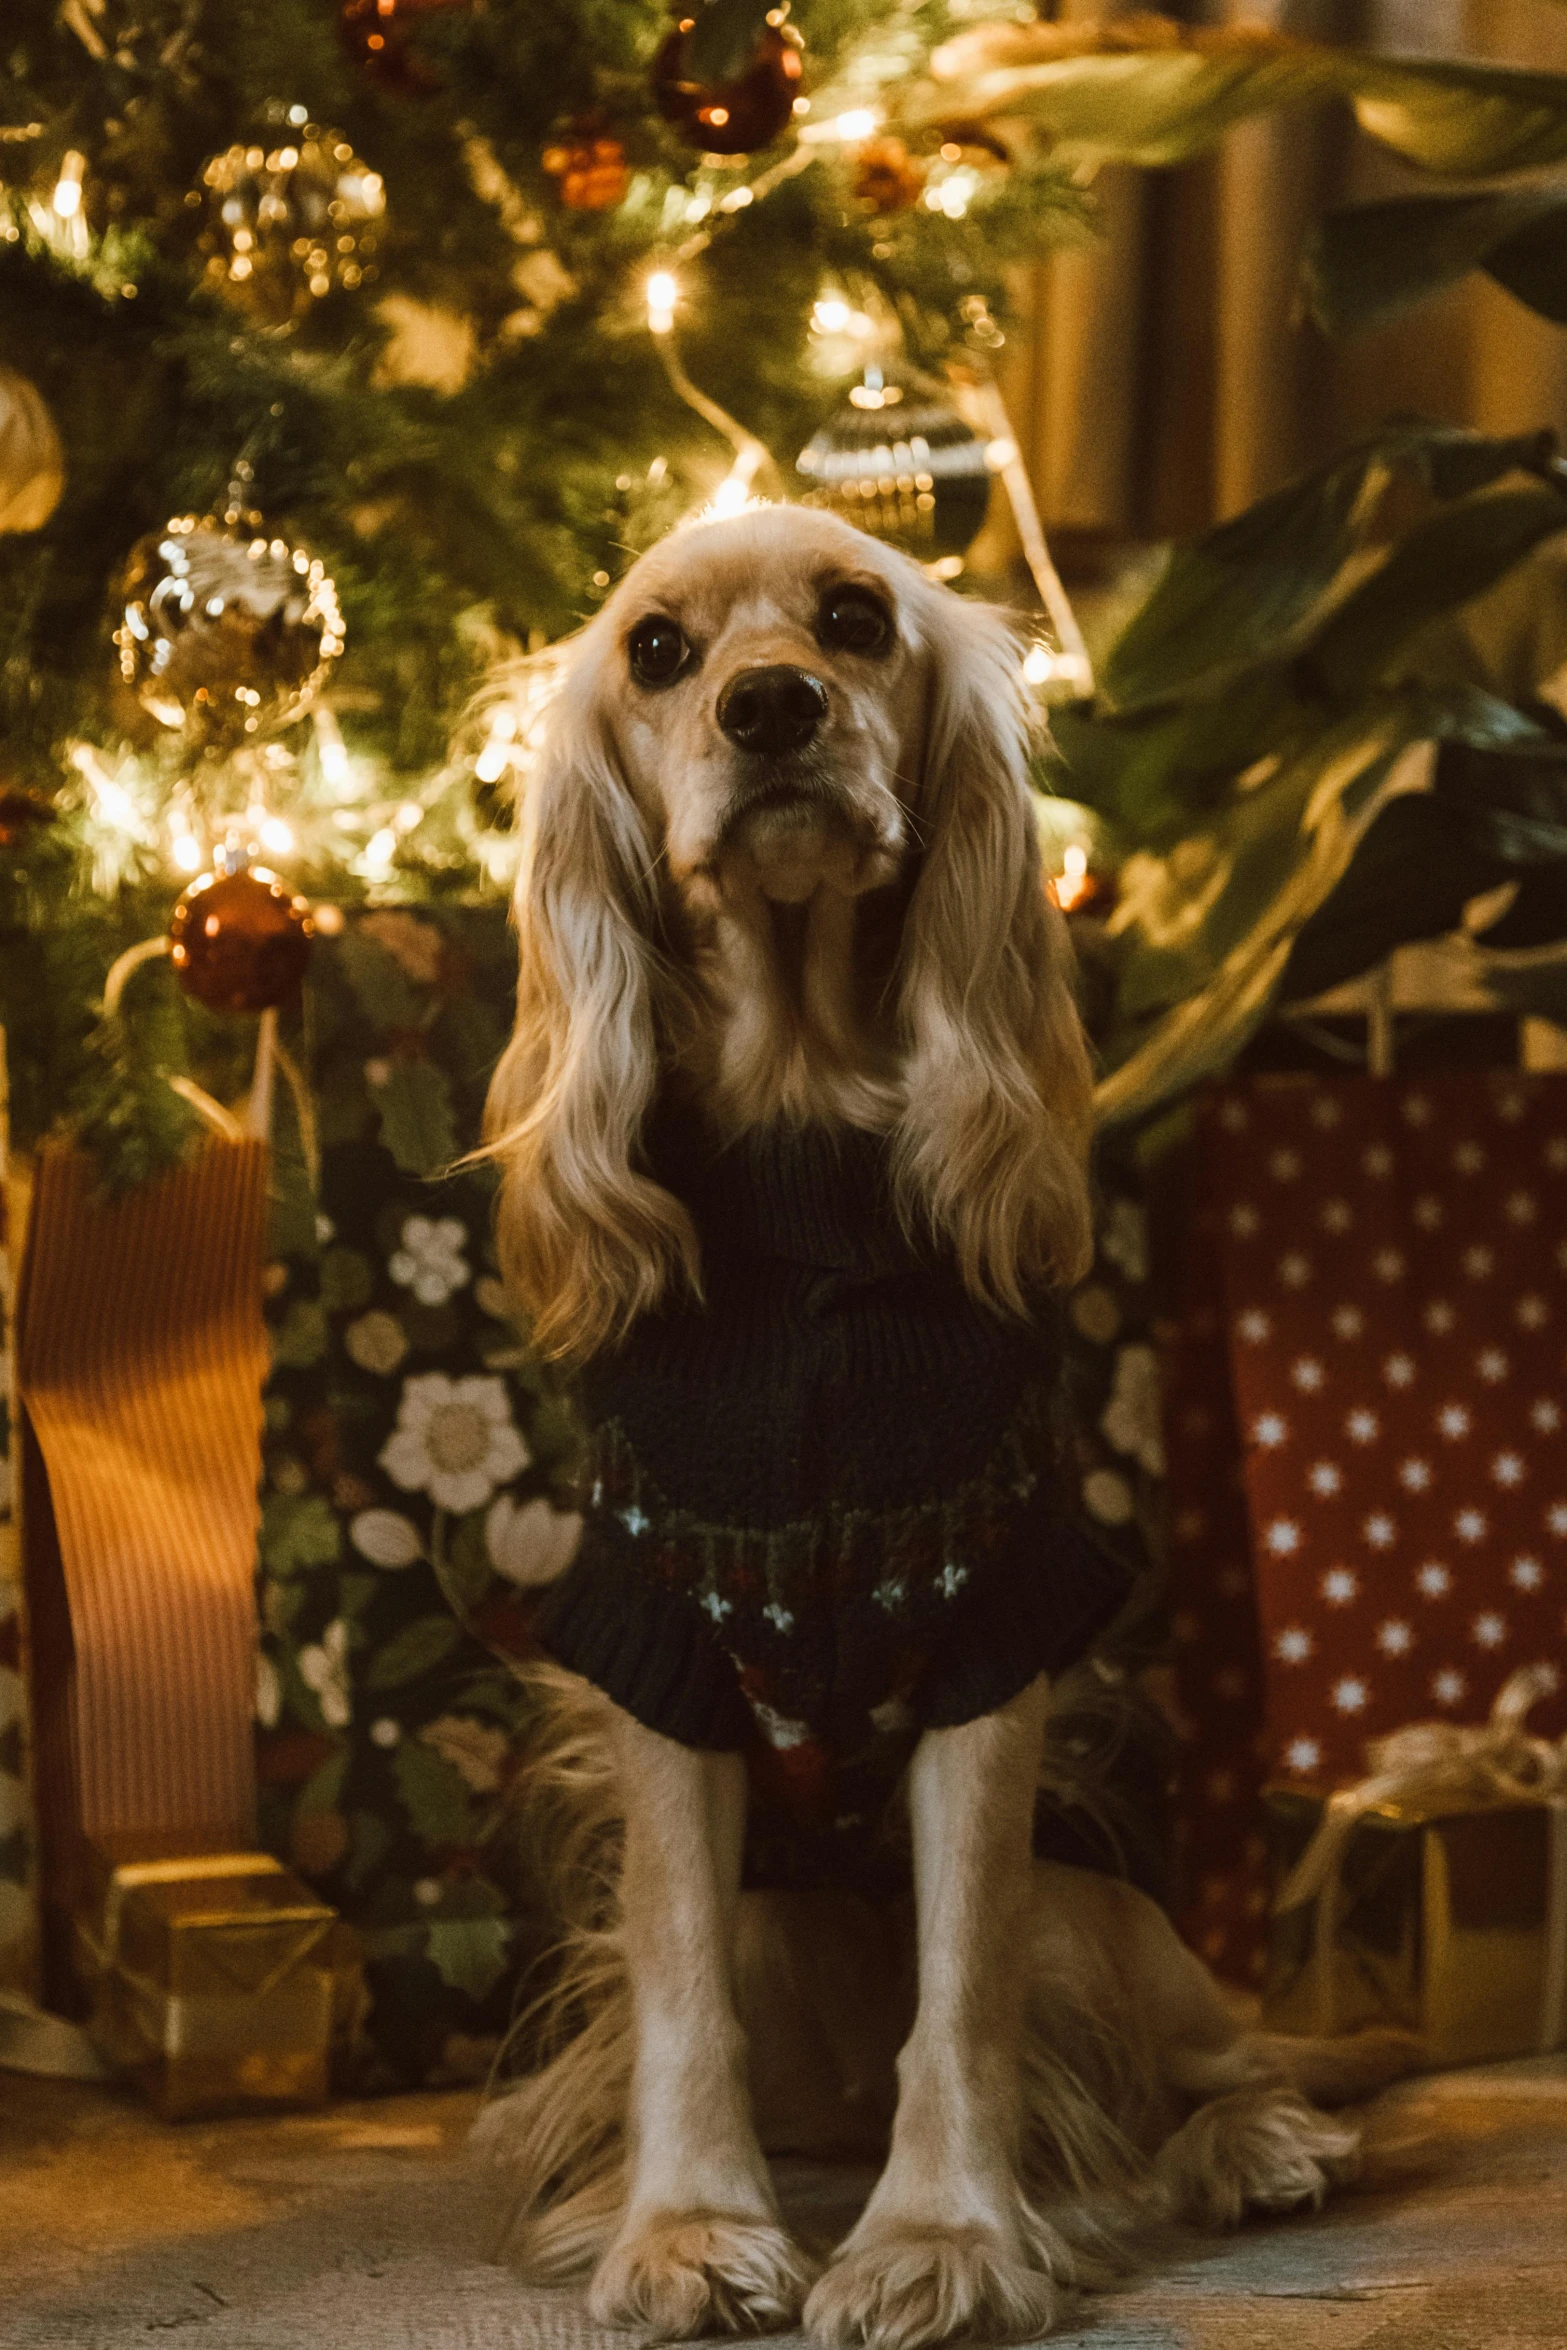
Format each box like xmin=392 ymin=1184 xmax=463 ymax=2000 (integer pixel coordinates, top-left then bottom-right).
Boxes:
xmin=483 ymin=504 xmax=1093 ymax=1359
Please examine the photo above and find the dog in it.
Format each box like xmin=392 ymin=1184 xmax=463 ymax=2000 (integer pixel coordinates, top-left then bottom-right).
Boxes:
xmin=477 ymin=505 xmax=1417 ymax=2346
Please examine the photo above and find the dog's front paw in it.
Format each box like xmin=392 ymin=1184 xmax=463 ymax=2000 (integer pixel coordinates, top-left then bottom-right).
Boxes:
xmin=804 ymin=2224 xmax=1065 ymax=2350
xmin=1154 ymin=2087 xmax=1362 ymax=2232
xmin=589 ymin=2208 xmax=816 ymax=2338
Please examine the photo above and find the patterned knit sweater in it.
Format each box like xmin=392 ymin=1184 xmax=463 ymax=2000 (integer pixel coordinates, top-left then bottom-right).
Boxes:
xmin=536 ymin=1103 xmax=1129 ymax=1878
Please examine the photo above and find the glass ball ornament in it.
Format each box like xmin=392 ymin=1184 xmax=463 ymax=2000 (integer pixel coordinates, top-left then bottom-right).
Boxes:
xmin=795 ymin=371 xmax=993 ymax=562
xmin=169 ymin=867 xmax=314 ymax=1014
xmin=0 ymin=363 xmax=65 ymax=533
xmin=115 ymin=516 xmax=345 ymax=751
xmin=196 ymin=122 xmax=384 ymax=325
xmin=652 ymin=15 xmax=803 ymax=156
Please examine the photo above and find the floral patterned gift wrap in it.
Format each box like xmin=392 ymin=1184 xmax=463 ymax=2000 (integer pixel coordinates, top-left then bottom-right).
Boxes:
xmin=254 ymin=908 xmax=582 ymax=2091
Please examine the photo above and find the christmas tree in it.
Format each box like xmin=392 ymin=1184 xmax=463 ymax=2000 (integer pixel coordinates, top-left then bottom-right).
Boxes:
xmin=0 ymin=0 xmax=1095 ymax=1178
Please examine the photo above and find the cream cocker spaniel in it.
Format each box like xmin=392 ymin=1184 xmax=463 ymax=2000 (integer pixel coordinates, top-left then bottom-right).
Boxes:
xmin=479 ymin=506 xmax=1407 ymax=2349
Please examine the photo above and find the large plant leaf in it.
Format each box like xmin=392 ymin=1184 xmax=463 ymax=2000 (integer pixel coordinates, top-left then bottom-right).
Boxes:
xmin=1096 ymin=701 xmax=1423 ymax=1126
xmin=1048 ymin=668 xmax=1299 ymax=847
xmin=915 ymin=22 xmax=1567 ymax=177
xmin=1306 ymin=188 xmax=1567 ymax=337
xmin=1306 ymin=488 xmax=1567 ymax=701
xmin=1278 ymin=791 xmax=1567 ymax=1005
xmin=1101 ymin=425 xmax=1554 ymax=713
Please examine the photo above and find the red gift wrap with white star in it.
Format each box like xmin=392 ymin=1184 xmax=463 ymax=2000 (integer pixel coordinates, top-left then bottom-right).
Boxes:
xmin=1166 ymin=1072 xmax=1567 ymax=1983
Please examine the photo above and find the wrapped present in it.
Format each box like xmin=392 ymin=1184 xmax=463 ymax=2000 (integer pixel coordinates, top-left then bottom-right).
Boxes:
xmin=1165 ymin=1069 xmax=1567 ymax=1983
xmin=254 ymin=907 xmax=577 ymax=2090
xmin=72 ymin=1830 xmax=357 ymax=2119
xmin=1210 ymin=1070 xmax=1567 ymax=1777
xmin=15 ymin=1137 xmax=269 ymax=2000
xmin=1264 ymin=1666 xmax=1567 ymax=2064
xmin=1 ymin=1028 xmax=40 ymax=2003
xmin=1160 ymin=1180 xmax=1272 ymax=1984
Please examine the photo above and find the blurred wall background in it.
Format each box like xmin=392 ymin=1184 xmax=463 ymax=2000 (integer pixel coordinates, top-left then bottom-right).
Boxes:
xmin=1002 ymin=0 xmax=1567 ymax=553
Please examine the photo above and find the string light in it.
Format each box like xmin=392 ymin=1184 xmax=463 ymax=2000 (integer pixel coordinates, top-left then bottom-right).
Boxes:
xmin=258 ymin=814 xmax=295 ymax=857
xmin=829 ymin=108 xmax=880 ymax=143
xmin=646 ymin=268 xmax=678 ymax=335
xmin=170 ymin=827 xmax=204 ymax=874
xmin=812 ymin=295 xmax=851 ymax=335
xmin=51 ymin=150 xmax=85 ymax=219
xmin=1053 ymin=843 xmax=1091 ymax=911
xmin=362 ymin=825 xmax=397 ymax=877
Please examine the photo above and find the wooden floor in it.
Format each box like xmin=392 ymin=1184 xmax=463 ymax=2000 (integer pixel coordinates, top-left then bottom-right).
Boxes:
xmin=2 ymin=2056 xmax=1565 ymax=2349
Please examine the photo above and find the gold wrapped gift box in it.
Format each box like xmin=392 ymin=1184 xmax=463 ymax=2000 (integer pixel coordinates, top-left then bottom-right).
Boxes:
xmin=1263 ymin=1783 xmax=1567 ymax=2066
xmin=74 ymin=1833 xmax=364 ymax=2120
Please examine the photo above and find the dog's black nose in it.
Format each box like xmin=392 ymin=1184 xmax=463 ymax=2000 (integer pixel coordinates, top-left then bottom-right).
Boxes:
xmin=717 ymin=665 xmax=828 ymax=756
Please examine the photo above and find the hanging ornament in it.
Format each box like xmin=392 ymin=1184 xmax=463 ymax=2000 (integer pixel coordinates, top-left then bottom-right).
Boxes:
xmin=169 ymin=867 xmax=314 ymax=1014
xmin=196 ymin=121 xmax=384 ymax=326
xmin=0 ymin=363 xmax=65 ymax=533
xmin=796 ymin=368 xmax=993 ymax=563
xmin=114 ymin=515 xmax=345 ymax=752
xmin=340 ymin=0 xmax=470 ymax=94
xmin=851 ymin=137 xmax=925 ymax=216
xmin=541 ymin=124 xmax=630 ymax=211
xmin=652 ymin=13 xmax=803 ymax=157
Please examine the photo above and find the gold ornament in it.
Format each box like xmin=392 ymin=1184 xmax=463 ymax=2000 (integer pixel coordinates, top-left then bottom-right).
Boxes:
xmin=0 ymin=363 xmax=65 ymax=533
xmin=114 ymin=515 xmax=344 ymax=750
xmin=850 ymin=137 xmax=925 ymax=215
xmin=169 ymin=867 xmax=315 ymax=1014
xmin=197 ymin=122 xmax=384 ymax=326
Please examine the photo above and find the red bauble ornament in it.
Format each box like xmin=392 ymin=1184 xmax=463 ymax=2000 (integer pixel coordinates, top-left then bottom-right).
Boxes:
xmin=652 ymin=17 xmax=803 ymax=156
xmin=340 ymin=0 xmax=469 ymax=93
xmin=541 ymin=128 xmax=630 ymax=212
xmin=169 ymin=868 xmax=314 ymax=1014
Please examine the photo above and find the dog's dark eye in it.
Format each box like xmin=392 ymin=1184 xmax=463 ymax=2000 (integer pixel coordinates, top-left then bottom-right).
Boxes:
xmin=628 ymin=615 xmax=689 ymax=688
xmin=818 ymin=586 xmax=891 ymax=657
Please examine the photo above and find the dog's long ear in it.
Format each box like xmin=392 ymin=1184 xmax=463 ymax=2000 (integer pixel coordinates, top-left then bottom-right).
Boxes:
xmin=890 ymin=590 xmax=1094 ymax=1311
xmin=484 ymin=659 xmax=698 ymax=1361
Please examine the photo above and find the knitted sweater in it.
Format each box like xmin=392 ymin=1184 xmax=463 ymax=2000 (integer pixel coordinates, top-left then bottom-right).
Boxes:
xmin=536 ymin=1103 xmax=1129 ymax=1875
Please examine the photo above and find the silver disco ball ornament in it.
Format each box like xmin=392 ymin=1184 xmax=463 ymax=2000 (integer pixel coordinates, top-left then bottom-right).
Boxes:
xmin=114 ymin=514 xmax=345 ymax=750
xmin=796 ymin=369 xmax=993 ymax=562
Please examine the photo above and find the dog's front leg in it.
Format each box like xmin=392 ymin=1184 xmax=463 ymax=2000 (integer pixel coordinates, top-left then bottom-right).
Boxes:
xmin=806 ymin=1673 xmax=1064 ymax=2350
xmin=590 ymin=1709 xmax=816 ymax=2337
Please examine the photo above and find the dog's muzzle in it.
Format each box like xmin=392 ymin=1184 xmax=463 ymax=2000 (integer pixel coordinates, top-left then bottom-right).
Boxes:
xmin=717 ymin=665 xmax=829 ymax=758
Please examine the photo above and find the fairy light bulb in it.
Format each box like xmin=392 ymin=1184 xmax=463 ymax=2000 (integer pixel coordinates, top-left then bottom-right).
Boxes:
xmin=646 ymin=269 xmax=678 ymax=335
xmin=1054 ymin=843 xmax=1090 ymax=911
xmin=812 ymin=296 xmax=850 ymax=335
xmin=258 ymin=814 xmax=296 ymax=857
xmin=833 ymin=109 xmax=879 ymax=143
xmin=52 ymin=151 xmax=86 ymax=220
xmin=171 ymin=827 xmax=204 ymax=874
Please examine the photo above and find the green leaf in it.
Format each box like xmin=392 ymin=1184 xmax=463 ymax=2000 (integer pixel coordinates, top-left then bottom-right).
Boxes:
xmin=365 ymin=1613 xmax=464 ymax=1690
xmin=320 ymin=1246 xmax=374 ymax=1313
xmin=1097 ymin=699 xmax=1428 ymax=1126
xmin=1101 ymin=426 xmax=1555 ymax=711
xmin=391 ymin=1738 xmax=475 ymax=1844
xmin=344 ymin=1809 xmax=394 ymax=1895
xmin=436 ymin=1509 xmax=498 ymax=1619
xmin=272 ymin=1298 xmax=329 ymax=1370
xmin=1306 ymin=489 xmax=1567 ymax=702
xmin=297 ymin=1749 xmax=349 ymax=1814
xmin=261 ymin=1493 xmax=343 ymax=1577
xmin=1306 ymin=189 xmax=1567 ymax=337
xmin=425 ymin=1914 xmax=512 ymax=2002
xmin=913 ymin=29 xmax=1567 ymax=177
xmin=683 ymin=0 xmax=776 ymax=89
xmin=1050 ymin=670 xmax=1299 ymax=847
xmin=372 ymin=1060 xmax=458 ymax=1176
